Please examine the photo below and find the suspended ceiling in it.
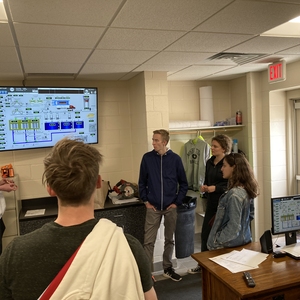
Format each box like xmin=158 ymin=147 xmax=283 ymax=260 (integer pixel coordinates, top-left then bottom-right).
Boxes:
xmin=1 ymin=0 xmax=300 ymax=82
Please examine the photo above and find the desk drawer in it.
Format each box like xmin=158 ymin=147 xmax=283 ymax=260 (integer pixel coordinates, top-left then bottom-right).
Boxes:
xmin=246 ymin=288 xmax=300 ymax=300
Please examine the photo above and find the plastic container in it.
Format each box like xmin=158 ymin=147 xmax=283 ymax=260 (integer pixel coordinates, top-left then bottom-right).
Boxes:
xmin=175 ymin=196 xmax=197 ymax=259
xmin=236 ymin=110 xmax=242 ymax=125
xmin=233 ymin=139 xmax=238 ymax=153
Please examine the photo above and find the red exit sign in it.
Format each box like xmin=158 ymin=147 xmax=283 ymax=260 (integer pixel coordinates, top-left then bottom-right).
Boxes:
xmin=268 ymin=60 xmax=286 ymax=83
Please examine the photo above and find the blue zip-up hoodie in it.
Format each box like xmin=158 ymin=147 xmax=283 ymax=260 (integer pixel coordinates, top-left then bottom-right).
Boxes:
xmin=138 ymin=149 xmax=188 ymax=210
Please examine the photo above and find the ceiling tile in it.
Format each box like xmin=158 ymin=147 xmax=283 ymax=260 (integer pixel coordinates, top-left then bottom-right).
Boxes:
xmin=0 ymin=47 xmax=20 ymax=62
xmin=23 ymin=62 xmax=82 ymax=74
xmin=14 ymin=23 xmax=105 ymax=49
xmin=276 ymin=45 xmax=300 ymax=55
xmin=167 ymin=65 xmax=232 ymax=80
xmin=166 ymin=32 xmax=253 ymax=53
xmin=8 ymin=0 xmax=124 ymax=26
xmin=98 ymin=28 xmax=185 ymax=51
xmin=228 ymin=36 xmax=300 ymax=54
xmin=0 ymin=62 xmax=23 ymax=75
xmin=0 ymin=24 xmax=16 ymax=47
xmin=144 ymin=52 xmax=216 ymax=65
xmin=88 ymin=49 xmax=157 ymax=64
xmin=112 ymin=0 xmax=233 ymax=30
xmin=194 ymin=0 xmax=300 ymax=34
xmin=20 ymin=48 xmax=92 ymax=64
xmin=135 ymin=64 xmax=185 ymax=72
xmin=204 ymin=64 xmax=269 ymax=80
xmin=81 ymin=64 xmax=138 ymax=74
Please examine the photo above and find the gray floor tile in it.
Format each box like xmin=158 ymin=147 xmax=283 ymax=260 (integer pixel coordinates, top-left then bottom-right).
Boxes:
xmin=153 ymin=233 xmax=201 ymax=281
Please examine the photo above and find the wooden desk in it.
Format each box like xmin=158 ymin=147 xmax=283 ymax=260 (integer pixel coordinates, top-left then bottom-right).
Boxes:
xmin=192 ymin=242 xmax=300 ymax=300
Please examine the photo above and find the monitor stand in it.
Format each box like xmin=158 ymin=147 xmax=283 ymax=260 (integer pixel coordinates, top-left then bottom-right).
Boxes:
xmin=285 ymin=232 xmax=297 ymax=245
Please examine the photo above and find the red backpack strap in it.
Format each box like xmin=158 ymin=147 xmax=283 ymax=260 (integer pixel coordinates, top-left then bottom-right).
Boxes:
xmin=39 ymin=242 xmax=83 ymax=300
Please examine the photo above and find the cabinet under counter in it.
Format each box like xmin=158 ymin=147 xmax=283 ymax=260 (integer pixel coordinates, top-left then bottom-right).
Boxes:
xmin=19 ymin=197 xmax=146 ymax=244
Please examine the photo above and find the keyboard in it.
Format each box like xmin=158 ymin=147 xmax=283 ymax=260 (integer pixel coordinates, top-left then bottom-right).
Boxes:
xmin=281 ymin=243 xmax=300 ymax=259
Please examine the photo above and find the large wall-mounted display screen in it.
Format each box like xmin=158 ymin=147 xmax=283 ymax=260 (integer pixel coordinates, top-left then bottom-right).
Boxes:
xmin=0 ymin=86 xmax=98 ymax=151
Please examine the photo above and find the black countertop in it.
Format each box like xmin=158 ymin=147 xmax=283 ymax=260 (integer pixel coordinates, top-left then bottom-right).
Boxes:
xmin=19 ymin=196 xmax=143 ymax=221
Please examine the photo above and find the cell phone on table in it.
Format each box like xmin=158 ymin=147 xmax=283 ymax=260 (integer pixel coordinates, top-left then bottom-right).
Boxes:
xmin=272 ymin=250 xmax=286 ymax=258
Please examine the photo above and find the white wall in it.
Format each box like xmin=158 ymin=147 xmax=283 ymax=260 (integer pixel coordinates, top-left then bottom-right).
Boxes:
xmin=129 ymin=72 xmax=148 ymax=180
xmin=259 ymin=61 xmax=300 ymax=238
xmin=0 ymin=79 xmax=138 ymax=200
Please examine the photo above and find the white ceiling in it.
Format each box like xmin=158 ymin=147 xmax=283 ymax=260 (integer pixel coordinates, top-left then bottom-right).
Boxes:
xmin=1 ymin=0 xmax=300 ymax=82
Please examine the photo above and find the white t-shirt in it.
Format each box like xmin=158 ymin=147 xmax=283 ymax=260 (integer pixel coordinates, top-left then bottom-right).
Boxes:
xmin=0 ymin=192 xmax=6 ymax=219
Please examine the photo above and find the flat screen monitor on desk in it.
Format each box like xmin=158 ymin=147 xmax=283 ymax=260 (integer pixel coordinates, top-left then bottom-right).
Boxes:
xmin=271 ymin=194 xmax=300 ymax=246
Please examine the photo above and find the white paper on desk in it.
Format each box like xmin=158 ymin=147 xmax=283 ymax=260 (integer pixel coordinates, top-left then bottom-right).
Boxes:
xmin=108 ymin=192 xmax=139 ymax=205
xmin=281 ymin=242 xmax=300 ymax=255
xmin=25 ymin=209 xmax=46 ymax=217
xmin=225 ymin=248 xmax=268 ymax=268
xmin=210 ymin=252 xmax=258 ymax=273
xmin=111 ymin=197 xmax=139 ymax=204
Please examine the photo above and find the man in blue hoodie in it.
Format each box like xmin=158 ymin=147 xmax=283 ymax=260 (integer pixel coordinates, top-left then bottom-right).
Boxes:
xmin=139 ymin=129 xmax=188 ymax=282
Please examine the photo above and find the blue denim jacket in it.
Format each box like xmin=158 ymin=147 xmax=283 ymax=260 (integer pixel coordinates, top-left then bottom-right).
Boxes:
xmin=207 ymin=187 xmax=254 ymax=250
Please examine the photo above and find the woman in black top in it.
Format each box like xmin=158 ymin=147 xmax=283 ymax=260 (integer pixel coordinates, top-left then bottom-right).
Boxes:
xmin=188 ymin=134 xmax=232 ymax=274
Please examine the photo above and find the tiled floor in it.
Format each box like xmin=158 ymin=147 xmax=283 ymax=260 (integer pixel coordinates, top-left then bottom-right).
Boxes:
xmin=153 ymin=233 xmax=201 ymax=281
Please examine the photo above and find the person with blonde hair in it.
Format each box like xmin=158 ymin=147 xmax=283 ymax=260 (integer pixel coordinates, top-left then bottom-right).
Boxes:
xmin=139 ymin=129 xmax=188 ymax=282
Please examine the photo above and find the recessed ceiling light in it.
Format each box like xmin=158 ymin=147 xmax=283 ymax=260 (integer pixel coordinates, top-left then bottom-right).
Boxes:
xmin=0 ymin=1 xmax=7 ymax=22
xmin=289 ymin=16 xmax=300 ymax=23
xmin=261 ymin=16 xmax=300 ymax=38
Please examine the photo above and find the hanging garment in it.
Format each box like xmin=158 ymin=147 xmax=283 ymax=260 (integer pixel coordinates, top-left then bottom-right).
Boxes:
xmin=181 ymin=138 xmax=211 ymax=191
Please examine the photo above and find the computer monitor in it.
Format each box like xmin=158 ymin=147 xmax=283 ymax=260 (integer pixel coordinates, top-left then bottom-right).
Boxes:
xmin=271 ymin=195 xmax=300 ymax=245
xmin=0 ymin=86 xmax=98 ymax=151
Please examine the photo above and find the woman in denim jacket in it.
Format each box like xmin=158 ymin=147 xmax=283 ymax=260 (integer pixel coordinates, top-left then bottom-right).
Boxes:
xmin=207 ymin=153 xmax=259 ymax=250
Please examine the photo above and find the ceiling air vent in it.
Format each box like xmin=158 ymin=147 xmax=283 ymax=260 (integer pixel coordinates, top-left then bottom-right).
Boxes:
xmin=207 ymin=52 xmax=268 ymax=65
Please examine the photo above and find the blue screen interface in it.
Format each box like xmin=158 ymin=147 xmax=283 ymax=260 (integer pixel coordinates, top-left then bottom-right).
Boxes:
xmin=0 ymin=87 xmax=98 ymax=151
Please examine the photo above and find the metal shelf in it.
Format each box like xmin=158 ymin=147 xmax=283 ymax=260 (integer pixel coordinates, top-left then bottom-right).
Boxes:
xmin=169 ymin=125 xmax=244 ymax=135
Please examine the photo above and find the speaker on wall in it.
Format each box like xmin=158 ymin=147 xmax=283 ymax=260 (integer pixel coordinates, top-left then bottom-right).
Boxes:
xmin=260 ymin=230 xmax=273 ymax=254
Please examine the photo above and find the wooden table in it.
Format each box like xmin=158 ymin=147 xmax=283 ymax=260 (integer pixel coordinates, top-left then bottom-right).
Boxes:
xmin=192 ymin=242 xmax=300 ymax=300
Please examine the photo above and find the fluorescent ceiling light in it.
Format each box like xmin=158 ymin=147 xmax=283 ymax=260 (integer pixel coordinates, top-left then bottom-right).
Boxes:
xmin=289 ymin=16 xmax=300 ymax=23
xmin=0 ymin=1 xmax=7 ymax=21
xmin=261 ymin=16 xmax=300 ymax=38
